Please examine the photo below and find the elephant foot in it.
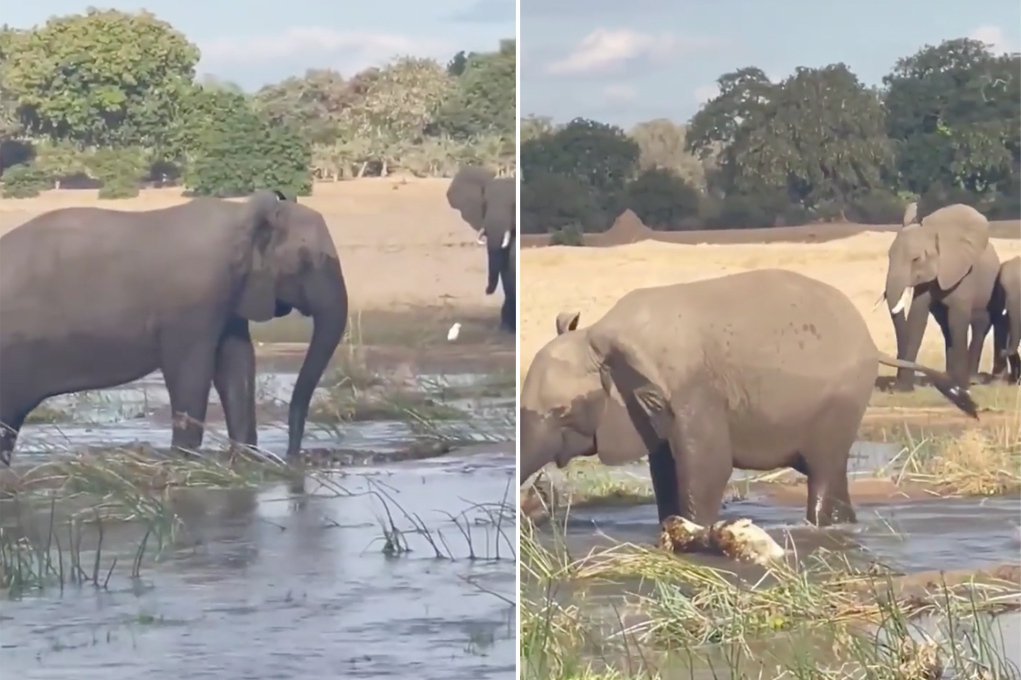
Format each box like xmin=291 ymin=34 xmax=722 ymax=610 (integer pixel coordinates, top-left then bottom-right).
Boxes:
xmin=892 ymin=380 xmax=916 ymax=393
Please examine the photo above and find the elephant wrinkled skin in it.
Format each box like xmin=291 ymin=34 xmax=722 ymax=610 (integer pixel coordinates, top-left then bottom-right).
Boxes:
xmin=0 ymin=191 xmax=348 ymax=465
xmin=520 ymin=269 xmax=978 ymax=528
xmin=446 ymin=166 xmax=516 ymax=332
xmin=992 ymin=256 xmax=1021 ymax=383
xmin=883 ymin=203 xmax=1000 ymax=391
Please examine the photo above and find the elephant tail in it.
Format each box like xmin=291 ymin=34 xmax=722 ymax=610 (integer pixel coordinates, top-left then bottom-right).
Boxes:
xmin=876 ymin=353 xmax=979 ymax=419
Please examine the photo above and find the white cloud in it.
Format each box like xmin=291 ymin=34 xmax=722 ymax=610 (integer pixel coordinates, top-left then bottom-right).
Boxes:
xmin=546 ymin=28 xmax=719 ymax=76
xmin=199 ymin=28 xmax=452 ymax=73
xmin=968 ymin=25 xmax=1014 ymax=54
xmin=603 ymin=83 xmax=637 ymax=103
xmin=693 ymin=83 xmax=719 ymax=104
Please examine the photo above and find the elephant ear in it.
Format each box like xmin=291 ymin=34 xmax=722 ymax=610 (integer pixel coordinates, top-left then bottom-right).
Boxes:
xmin=447 ymin=166 xmax=495 ymax=233
xmin=556 ymin=311 xmax=580 ymax=335
xmin=589 ymin=330 xmax=673 ymax=443
xmin=924 ymin=203 xmax=990 ymax=290
xmin=236 ymin=190 xmax=286 ymax=322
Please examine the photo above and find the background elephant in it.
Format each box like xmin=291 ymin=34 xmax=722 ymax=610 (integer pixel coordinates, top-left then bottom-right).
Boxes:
xmin=519 ymin=269 xmax=977 ymax=527
xmin=992 ymin=256 xmax=1021 ymax=383
xmin=446 ymin=166 xmax=516 ymax=332
xmin=0 ymin=190 xmax=348 ymax=465
xmin=883 ymin=203 xmax=1000 ymax=391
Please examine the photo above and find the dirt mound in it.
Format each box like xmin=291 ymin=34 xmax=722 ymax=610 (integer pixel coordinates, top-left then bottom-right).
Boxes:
xmin=592 ymin=209 xmax=655 ymax=246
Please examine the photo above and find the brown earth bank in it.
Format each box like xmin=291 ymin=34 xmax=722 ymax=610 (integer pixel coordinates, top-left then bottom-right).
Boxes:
xmin=519 ymin=217 xmax=1021 ymax=384
xmin=520 ymin=213 xmax=1021 ymax=248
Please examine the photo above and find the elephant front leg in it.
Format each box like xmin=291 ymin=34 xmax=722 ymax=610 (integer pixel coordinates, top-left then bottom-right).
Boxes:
xmin=893 ymin=290 xmax=932 ymax=391
xmin=161 ymin=340 xmax=217 ymax=453
xmin=991 ymin=314 xmax=1008 ymax=378
xmin=664 ymin=396 xmax=733 ymax=526
xmin=213 ymin=318 xmax=258 ymax=448
xmin=967 ymin=311 xmax=992 ymax=384
xmin=647 ymin=441 xmax=679 ymax=522
xmin=946 ymin=305 xmax=972 ymax=387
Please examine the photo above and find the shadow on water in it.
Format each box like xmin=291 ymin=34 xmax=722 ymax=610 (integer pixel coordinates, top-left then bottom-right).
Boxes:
xmin=0 ymin=455 xmax=516 ymax=679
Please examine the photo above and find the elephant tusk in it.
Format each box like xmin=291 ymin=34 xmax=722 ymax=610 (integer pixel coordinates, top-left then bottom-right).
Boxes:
xmin=872 ymin=292 xmax=886 ymax=311
xmin=476 ymin=229 xmax=486 ymax=246
xmin=500 ymin=230 xmax=511 ymax=249
xmin=890 ymin=287 xmax=913 ymax=315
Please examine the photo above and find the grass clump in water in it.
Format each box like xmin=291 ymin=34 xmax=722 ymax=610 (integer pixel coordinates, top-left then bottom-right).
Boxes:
xmin=888 ymin=424 xmax=1021 ymax=496
xmin=519 ymin=493 xmax=1021 ymax=680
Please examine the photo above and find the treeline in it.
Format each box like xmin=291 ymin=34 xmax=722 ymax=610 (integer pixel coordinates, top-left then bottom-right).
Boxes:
xmin=0 ymin=9 xmax=515 ymax=199
xmin=521 ymin=38 xmax=1020 ymax=238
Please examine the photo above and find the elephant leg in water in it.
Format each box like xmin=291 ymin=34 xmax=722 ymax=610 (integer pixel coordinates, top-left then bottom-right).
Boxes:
xmin=212 ymin=317 xmax=259 ymax=447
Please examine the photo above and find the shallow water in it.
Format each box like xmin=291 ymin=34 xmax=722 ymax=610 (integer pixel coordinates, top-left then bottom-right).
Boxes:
xmin=0 ymin=453 xmax=516 ymax=679
xmin=16 ymin=369 xmax=513 ymax=459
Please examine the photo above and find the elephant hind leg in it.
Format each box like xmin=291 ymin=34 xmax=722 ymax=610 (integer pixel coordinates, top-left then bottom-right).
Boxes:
xmin=798 ymin=403 xmax=861 ymax=527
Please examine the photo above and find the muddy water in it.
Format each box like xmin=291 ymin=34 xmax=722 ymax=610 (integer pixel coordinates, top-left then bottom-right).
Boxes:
xmin=547 ymin=441 xmax=1021 ymax=572
xmin=4 ymin=362 xmax=516 ymax=678
xmin=0 ymin=454 xmax=516 ymax=679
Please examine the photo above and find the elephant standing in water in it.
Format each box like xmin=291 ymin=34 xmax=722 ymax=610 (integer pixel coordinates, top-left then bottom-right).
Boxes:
xmin=520 ymin=270 xmax=978 ymax=528
xmin=992 ymin=256 xmax=1021 ymax=383
xmin=882 ymin=203 xmax=1000 ymax=391
xmin=0 ymin=190 xmax=348 ymax=465
xmin=446 ymin=166 xmax=516 ymax=332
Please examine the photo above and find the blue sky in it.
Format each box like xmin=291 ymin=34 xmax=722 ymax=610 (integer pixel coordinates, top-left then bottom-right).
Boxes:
xmin=521 ymin=0 xmax=1021 ymax=128
xmin=5 ymin=0 xmax=515 ymax=89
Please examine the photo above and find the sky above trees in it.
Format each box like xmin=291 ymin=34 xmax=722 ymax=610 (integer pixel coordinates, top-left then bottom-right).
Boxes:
xmin=521 ymin=0 xmax=1021 ymax=126
xmin=5 ymin=0 xmax=515 ymax=90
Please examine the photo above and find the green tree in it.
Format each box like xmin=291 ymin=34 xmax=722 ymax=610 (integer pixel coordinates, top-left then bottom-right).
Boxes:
xmin=186 ymin=94 xmax=312 ymax=197
xmin=432 ymin=44 xmax=515 ymax=141
xmin=521 ymin=171 xmax=603 ymax=234
xmin=622 ymin=168 xmax=701 ymax=229
xmin=254 ymin=69 xmax=352 ymax=146
xmin=3 ymin=9 xmax=199 ymax=149
xmin=522 ymin=117 xmax=640 ymax=195
xmin=883 ymin=38 xmax=1019 ymax=203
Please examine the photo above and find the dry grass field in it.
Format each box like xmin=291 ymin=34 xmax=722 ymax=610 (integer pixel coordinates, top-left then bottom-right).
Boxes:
xmin=520 ymin=229 xmax=1021 ymax=383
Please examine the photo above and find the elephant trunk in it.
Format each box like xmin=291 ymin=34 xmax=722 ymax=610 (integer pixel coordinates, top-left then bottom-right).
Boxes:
xmin=485 ymin=238 xmax=509 ymax=295
xmin=287 ymin=262 xmax=348 ymax=457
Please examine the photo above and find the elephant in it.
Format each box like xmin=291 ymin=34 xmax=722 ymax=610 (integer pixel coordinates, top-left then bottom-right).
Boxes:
xmin=0 ymin=190 xmax=348 ymax=465
xmin=882 ymin=203 xmax=1000 ymax=391
xmin=519 ymin=269 xmax=978 ymax=528
xmin=991 ymin=256 xmax=1021 ymax=383
xmin=445 ymin=166 xmax=516 ymax=333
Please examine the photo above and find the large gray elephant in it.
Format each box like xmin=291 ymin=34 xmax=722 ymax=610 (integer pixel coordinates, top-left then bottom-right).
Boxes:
xmin=519 ymin=269 xmax=978 ymax=527
xmin=992 ymin=256 xmax=1021 ymax=383
xmin=446 ymin=166 xmax=515 ymax=332
xmin=0 ymin=190 xmax=348 ymax=465
xmin=883 ymin=203 xmax=1000 ymax=390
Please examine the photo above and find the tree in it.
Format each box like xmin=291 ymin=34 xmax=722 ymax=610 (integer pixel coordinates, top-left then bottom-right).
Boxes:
xmin=622 ymin=168 xmax=701 ymax=229
xmin=521 ymin=171 xmax=603 ymax=234
xmin=185 ymin=93 xmax=312 ymax=197
xmin=629 ymin=119 xmax=706 ymax=191
xmin=254 ymin=68 xmax=352 ymax=146
xmin=432 ymin=44 xmax=515 ymax=141
xmin=884 ymin=38 xmax=1019 ymax=201
xmin=3 ymin=9 xmax=199 ymax=149
xmin=521 ymin=117 xmax=640 ymax=195
xmin=520 ymin=115 xmax=555 ymax=143
xmin=343 ymin=56 xmax=454 ymax=175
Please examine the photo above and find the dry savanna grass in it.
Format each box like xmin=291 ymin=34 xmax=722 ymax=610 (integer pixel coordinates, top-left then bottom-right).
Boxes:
xmin=519 ymin=231 xmax=1021 ymax=383
xmin=0 ymin=179 xmax=500 ymax=317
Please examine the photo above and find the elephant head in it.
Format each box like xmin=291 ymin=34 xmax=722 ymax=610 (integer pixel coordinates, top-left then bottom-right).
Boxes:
xmin=446 ymin=166 xmax=516 ymax=296
xmin=520 ymin=311 xmax=660 ymax=484
xmin=236 ymin=190 xmax=349 ymax=457
xmin=884 ymin=203 xmax=990 ymax=316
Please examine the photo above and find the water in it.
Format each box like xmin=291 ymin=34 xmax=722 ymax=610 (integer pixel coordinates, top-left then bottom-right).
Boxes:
xmin=1 ymin=365 xmax=517 ymax=679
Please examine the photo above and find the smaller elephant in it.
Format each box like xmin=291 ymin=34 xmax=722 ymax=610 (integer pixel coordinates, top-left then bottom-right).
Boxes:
xmin=446 ymin=166 xmax=516 ymax=333
xmin=520 ymin=269 xmax=978 ymax=528
xmin=883 ymin=203 xmax=1000 ymax=390
xmin=992 ymin=256 xmax=1021 ymax=383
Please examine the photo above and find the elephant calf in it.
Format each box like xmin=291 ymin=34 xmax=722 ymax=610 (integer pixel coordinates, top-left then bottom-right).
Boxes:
xmin=520 ymin=269 xmax=978 ymax=528
xmin=0 ymin=191 xmax=348 ymax=465
xmin=992 ymin=256 xmax=1021 ymax=384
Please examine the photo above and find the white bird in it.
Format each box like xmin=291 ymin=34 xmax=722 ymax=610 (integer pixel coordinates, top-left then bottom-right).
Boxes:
xmin=447 ymin=322 xmax=461 ymax=342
